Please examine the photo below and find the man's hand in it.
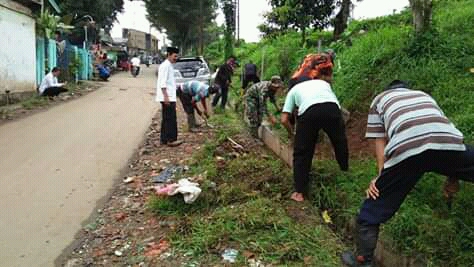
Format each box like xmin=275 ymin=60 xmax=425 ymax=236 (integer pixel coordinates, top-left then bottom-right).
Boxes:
xmin=366 ymin=178 xmax=380 ymax=200
xmin=269 ymin=116 xmax=277 ymax=125
xmin=161 ymin=88 xmax=170 ymax=105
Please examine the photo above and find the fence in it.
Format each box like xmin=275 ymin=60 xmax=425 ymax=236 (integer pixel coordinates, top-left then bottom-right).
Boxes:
xmin=35 ymin=38 xmax=57 ymax=86
xmin=36 ymin=38 xmax=92 ymax=86
xmin=77 ymin=48 xmax=92 ymax=80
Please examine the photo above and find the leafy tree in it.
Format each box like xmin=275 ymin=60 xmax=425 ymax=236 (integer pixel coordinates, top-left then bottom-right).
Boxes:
xmin=58 ymin=0 xmax=123 ymax=45
xmin=260 ymin=0 xmax=335 ymax=45
xmin=60 ymin=0 xmax=124 ymax=30
xmin=333 ymin=0 xmax=363 ymax=40
xmin=220 ymin=0 xmax=235 ymax=59
xmin=409 ymin=0 xmax=432 ymax=33
xmin=145 ymin=0 xmax=217 ymax=55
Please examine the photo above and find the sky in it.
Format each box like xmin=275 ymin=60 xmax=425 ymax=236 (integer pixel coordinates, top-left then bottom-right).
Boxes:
xmin=111 ymin=0 xmax=410 ymax=46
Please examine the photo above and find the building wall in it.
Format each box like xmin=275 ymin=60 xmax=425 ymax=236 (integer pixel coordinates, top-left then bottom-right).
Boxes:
xmin=0 ymin=4 xmax=36 ymax=93
xmin=127 ymin=29 xmax=146 ymax=50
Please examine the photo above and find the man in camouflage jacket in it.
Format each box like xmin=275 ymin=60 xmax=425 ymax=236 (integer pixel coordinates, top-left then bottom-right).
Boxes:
xmin=245 ymin=76 xmax=284 ymax=137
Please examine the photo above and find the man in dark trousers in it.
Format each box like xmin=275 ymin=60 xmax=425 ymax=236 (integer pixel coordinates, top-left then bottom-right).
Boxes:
xmin=177 ymin=80 xmax=219 ymax=132
xmin=342 ymin=80 xmax=474 ymax=267
xmin=242 ymin=60 xmax=260 ymax=91
xmin=156 ymin=47 xmax=182 ymax=147
xmin=212 ymin=56 xmax=237 ymax=110
xmin=38 ymin=67 xmax=68 ymax=98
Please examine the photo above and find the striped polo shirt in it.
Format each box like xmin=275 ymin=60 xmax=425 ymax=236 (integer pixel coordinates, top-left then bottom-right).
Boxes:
xmin=366 ymin=88 xmax=465 ymax=169
xmin=180 ymin=81 xmax=209 ymax=102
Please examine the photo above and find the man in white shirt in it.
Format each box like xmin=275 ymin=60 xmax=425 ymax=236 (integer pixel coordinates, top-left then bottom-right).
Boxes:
xmin=38 ymin=67 xmax=68 ymax=97
xmin=130 ymin=55 xmax=141 ymax=77
xmin=156 ymin=47 xmax=182 ymax=147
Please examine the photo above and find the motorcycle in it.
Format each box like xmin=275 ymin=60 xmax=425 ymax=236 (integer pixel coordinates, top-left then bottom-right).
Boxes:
xmin=131 ymin=65 xmax=140 ymax=77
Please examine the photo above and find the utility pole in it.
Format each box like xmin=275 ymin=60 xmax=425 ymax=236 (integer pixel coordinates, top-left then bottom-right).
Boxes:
xmin=236 ymin=0 xmax=240 ymax=42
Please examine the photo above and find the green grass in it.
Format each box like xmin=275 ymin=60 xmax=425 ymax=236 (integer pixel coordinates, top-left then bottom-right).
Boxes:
xmin=21 ymin=96 xmax=50 ymax=110
xmin=173 ymin=198 xmax=344 ymax=266
xmin=309 ymin=159 xmax=474 ymax=267
xmin=191 ymin=1 xmax=474 ymax=265
xmin=148 ymin=112 xmax=345 ymax=266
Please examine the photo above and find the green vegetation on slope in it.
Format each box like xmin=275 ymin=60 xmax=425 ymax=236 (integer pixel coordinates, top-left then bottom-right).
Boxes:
xmin=197 ymin=1 xmax=474 ymax=266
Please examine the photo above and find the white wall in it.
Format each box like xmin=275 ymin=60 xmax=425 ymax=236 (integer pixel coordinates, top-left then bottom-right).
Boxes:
xmin=0 ymin=5 xmax=36 ymax=93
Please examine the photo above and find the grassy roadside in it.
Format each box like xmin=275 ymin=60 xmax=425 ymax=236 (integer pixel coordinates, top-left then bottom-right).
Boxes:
xmin=310 ymin=158 xmax=474 ymax=267
xmin=0 ymin=81 xmax=100 ymax=120
xmin=148 ymin=111 xmax=346 ymax=266
xmin=193 ymin=2 xmax=474 ymax=263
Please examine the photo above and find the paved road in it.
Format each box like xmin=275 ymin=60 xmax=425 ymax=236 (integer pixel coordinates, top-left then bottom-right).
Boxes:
xmin=0 ymin=66 xmax=159 ymax=267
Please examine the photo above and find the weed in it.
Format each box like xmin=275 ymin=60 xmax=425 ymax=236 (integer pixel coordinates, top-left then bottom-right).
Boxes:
xmin=21 ymin=96 xmax=49 ymax=110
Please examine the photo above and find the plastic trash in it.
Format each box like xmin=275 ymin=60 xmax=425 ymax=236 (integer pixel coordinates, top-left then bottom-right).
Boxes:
xmin=152 ymin=166 xmax=184 ymax=183
xmin=169 ymin=179 xmax=202 ymax=204
xmin=322 ymin=210 xmax=333 ymax=224
xmin=123 ymin=176 xmax=135 ymax=184
xmin=222 ymin=248 xmax=239 ymax=263
xmin=155 ymin=179 xmax=202 ymax=204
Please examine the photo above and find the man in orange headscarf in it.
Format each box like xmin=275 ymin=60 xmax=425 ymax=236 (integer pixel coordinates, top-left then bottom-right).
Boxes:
xmin=281 ymin=53 xmax=349 ymax=202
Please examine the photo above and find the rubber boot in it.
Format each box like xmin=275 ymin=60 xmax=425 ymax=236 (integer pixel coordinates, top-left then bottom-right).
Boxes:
xmin=187 ymin=113 xmax=198 ymax=132
xmin=342 ymin=223 xmax=379 ymax=267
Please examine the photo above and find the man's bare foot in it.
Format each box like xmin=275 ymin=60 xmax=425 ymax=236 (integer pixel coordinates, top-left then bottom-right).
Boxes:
xmin=290 ymin=192 xmax=304 ymax=202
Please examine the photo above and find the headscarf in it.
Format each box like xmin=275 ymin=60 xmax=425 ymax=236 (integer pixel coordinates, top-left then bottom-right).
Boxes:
xmin=291 ymin=53 xmax=334 ymax=81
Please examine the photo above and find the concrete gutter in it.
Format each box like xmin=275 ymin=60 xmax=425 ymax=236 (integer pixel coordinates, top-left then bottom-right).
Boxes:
xmin=258 ymin=125 xmax=426 ymax=267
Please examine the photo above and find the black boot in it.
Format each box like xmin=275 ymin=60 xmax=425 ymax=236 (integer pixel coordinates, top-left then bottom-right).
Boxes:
xmin=342 ymin=223 xmax=379 ymax=267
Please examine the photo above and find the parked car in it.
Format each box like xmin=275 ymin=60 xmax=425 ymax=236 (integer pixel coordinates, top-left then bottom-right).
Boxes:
xmin=174 ymin=56 xmax=212 ymax=85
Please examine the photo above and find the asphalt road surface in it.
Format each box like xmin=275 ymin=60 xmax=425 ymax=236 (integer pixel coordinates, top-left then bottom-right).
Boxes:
xmin=0 ymin=65 xmax=159 ymax=267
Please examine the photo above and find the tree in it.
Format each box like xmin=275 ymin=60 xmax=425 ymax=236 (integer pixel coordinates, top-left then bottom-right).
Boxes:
xmin=409 ymin=0 xmax=432 ymax=34
xmin=59 ymin=0 xmax=124 ymax=45
xmin=261 ymin=0 xmax=335 ymax=45
xmin=220 ymin=0 xmax=235 ymax=59
xmin=332 ymin=0 xmax=363 ymax=40
xmin=60 ymin=0 xmax=124 ymax=29
xmin=145 ymin=0 xmax=217 ymax=55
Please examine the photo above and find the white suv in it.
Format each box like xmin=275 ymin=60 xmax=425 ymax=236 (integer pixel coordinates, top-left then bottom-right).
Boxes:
xmin=174 ymin=56 xmax=211 ymax=85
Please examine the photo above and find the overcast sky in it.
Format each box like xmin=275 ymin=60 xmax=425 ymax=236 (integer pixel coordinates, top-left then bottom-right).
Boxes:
xmin=111 ymin=0 xmax=410 ymax=45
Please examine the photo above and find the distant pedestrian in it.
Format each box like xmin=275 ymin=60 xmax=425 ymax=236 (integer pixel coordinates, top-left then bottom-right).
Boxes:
xmin=342 ymin=80 xmax=474 ymax=267
xmin=131 ymin=55 xmax=141 ymax=77
xmin=242 ymin=60 xmax=260 ymax=91
xmin=156 ymin=47 xmax=182 ymax=147
xmin=38 ymin=67 xmax=68 ymax=98
xmin=177 ymin=80 xmax=219 ymax=132
xmin=212 ymin=56 xmax=237 ymax=110
xmin=96 ymin=64 xmax=110 ymax=81
xmin=245 ymin=76 xmax=284 ymax=138
xmin=281 ymin=53 xmax=349 ymax=202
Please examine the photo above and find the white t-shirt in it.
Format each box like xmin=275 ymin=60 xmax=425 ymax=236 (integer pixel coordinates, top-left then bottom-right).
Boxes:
xmin=39 ymin=72 xmax=64 ymax=94
xmin=282 ymin=79 xmax=340 ymax=116
xmin=131 ymin=57 xmax=141 ymax=66
xmin=155 ymin=59 xmax=177 ymax=102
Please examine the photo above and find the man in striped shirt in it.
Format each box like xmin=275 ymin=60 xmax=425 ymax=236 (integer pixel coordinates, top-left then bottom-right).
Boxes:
xmin=342 ymin=80 xmax=474 ymax=267
xmin=177 ymin=80 xmax=218 ymax=131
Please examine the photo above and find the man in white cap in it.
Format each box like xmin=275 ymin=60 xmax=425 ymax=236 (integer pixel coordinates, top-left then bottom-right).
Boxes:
xmin=156 ymin=47 xmax=182 ymax=147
